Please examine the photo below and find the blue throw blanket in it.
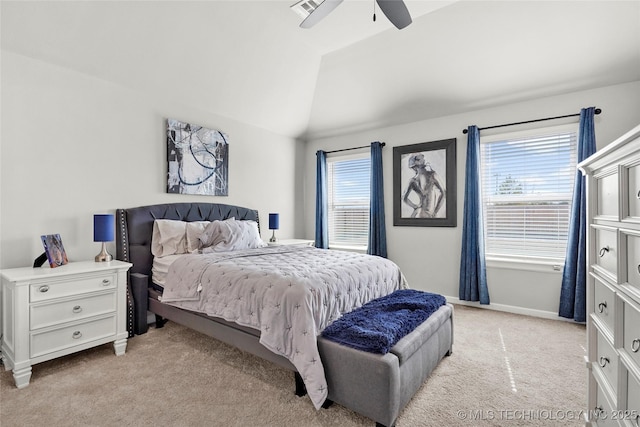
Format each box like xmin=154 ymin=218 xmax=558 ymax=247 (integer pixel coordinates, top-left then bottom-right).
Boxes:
xmin=321 ymin=289 xmax=446 ymax=354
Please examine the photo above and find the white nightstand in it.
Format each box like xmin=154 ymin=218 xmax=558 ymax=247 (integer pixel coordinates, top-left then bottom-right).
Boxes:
xmin=1 ymin=260 xmax=132 ymax=388
xmin=267 ymin=239 xmax=315 ymax=247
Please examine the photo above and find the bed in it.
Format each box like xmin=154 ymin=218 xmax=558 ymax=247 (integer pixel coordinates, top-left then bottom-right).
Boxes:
xmin=115 ymin=202 xmax=409 ymax=410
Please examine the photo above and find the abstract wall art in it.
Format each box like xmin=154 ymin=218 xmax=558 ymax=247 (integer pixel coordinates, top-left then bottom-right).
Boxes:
xmin=167 ymin=118 xmax=229 ymax=196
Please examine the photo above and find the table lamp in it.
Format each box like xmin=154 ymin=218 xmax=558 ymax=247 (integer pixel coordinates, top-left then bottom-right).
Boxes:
xmin=94 ymin=214 xmax=114 ymax=262
xmin=269 ymin=213 xmax=279 ymax=243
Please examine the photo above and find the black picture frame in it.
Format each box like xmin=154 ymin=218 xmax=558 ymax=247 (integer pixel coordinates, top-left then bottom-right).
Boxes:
xmin=393 ymin=138 xmax=457 ymax=227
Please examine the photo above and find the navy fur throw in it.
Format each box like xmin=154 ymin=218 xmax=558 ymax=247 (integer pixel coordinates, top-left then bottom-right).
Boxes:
xmin=321 ymin=289 xmax=446 ymax=354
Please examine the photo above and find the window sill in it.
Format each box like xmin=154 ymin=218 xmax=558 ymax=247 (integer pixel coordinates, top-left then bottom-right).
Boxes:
xmin=486 ymin=256 xmax=564 ymax=274
xmin=328 ymin=245 xmax=367 ymax=254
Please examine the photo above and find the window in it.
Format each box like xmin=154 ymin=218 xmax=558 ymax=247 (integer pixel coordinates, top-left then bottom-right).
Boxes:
xmin=479 ymin=124 xmax=578 ymax=262
xmin=327 ymin=153 xmax=371 ymax=249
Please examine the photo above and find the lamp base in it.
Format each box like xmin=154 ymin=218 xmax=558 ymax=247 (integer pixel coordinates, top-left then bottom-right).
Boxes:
xmin=269 ymin=230 xmax=277 ymax=243
xmin=95 ymin=242 xmax=113 ymax=262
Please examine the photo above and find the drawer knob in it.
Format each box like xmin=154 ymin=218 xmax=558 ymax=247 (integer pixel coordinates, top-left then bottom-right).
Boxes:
xmin=599 ymin=246 xmax=609 ymax=257
xmin=72 ymin=331 xmax=82 ymax=339
xmin=599 ymin=356 xmax=609 ymax=368
xmin=101 ymin=279 xmax=111 ymax=286
xmin=598 ymin=301 xmax=607 ymax=313
xmin=38 ymin=285 xmax=49 ymax=293
xmin=594 ymin=406 xmax=603 ymax=420
xmin=632 ymin=338 xmax=640 ymax=353
xmin=72 ymin=305 xmax=82 ymax=314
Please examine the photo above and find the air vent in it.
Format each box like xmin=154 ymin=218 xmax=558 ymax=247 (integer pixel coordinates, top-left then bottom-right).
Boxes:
xmin=290 ymin=0 xmax=322 ymax=19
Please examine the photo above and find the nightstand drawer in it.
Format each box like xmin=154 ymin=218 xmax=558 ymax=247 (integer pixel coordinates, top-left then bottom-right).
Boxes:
xmin=30 ymin=291 xmax=116 ymax=330
xmin=30 ymin=274 xmax=115 ymax=302
xmin=597 ymin=331 xmax=619 ymax=392
xmin=623 ymin=297 xmax=640 ymax=368
xmin=30 ymin=315 xmax=116 ymax=358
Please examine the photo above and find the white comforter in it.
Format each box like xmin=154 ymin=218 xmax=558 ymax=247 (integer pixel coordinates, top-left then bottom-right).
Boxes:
xmin=160 ymin=245 xmax=407 ymax=409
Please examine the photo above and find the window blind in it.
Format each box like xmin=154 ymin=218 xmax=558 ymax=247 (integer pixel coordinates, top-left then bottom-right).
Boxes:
xmin=327 ymin=155 xmax=371 ymax=248
xmin=480 ymin=129 xmax=578 ymax=260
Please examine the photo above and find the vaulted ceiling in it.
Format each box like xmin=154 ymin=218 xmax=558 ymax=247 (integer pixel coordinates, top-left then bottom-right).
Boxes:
xmin=2 ymin=1 xmax=639 ymax=139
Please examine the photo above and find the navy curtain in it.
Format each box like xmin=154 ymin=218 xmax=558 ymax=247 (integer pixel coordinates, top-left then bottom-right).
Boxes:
xmin=459 ymin=125 xmax=490 ymax=304
xmin=368 ymin=141 xmax=387 ymax=258
xmin=559 ymin=107 xmax=597 ymax=322
xmin=315 ymin=150 xmax=329 ymax=249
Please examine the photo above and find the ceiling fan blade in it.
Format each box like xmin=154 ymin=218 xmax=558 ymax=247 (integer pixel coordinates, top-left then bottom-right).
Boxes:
xmin=375 ymin=0 xmax=412 ymax=29
xmin=300 ymin=0 xmax=344 ymax=29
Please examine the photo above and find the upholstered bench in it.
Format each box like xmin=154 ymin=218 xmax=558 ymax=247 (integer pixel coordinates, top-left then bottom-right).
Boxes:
xmin=317 ymin=303 xmax=454 ymax=427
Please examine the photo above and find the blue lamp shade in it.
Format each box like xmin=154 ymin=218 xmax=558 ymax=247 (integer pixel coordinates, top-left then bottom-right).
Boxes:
xmin=269 ymin=213 xmax=280 ymax=230
xmin=94 ymin=214 xmax=115 ymax=242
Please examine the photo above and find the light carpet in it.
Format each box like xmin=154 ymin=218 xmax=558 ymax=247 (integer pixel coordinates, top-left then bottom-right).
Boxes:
xmin=0 ymin=305 xmax=586 ymax=426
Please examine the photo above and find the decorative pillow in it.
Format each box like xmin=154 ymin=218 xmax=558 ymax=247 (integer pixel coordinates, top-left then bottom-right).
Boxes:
xmin=185 ymin=221 xmax=210 ymax=253
xmin=201 ymin=219 xmax=266 ymax=253
xmin=151 ymin=220 xmax=188 ymax=257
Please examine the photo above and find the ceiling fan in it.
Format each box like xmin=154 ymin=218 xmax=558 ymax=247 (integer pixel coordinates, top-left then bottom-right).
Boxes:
xmin=291 ymin=0 xmax=412 ymax=30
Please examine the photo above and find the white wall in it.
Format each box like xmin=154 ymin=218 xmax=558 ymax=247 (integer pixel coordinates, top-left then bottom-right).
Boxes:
xmin=302 ymin=81 xmax=640 ymax=318
xmin=0 ymin=52 xmax=299 ymax=269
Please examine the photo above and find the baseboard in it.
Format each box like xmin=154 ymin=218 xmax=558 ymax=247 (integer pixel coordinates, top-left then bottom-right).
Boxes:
xmin=444 ymin=295 xmax=580 ymax=322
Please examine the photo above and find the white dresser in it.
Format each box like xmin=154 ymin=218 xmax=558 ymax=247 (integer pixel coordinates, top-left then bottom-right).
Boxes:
xmin=580 ymin=124 xmax=640 ymax=426
xmin=1 ymin=260 xmax=132 ymax=388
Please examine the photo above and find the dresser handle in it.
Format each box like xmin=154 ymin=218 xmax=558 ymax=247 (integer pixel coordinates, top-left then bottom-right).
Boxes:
xmin=598 ymin=302 xmax=607 ymax=313
xmin=599 ymin=247 xmax=609 ymax=257
xmin=632 ymin=338 xmax=640 ymax=353
xmin=101 ymin=279 xmax=111 ymax=286
xmin=72 ymin=331 xmax=82 ymax=339
xmin=599 ymin=356 xmax=609 ymax=368
xmin=637 ymin=190 xmax=640 ymax=199
xmin=594 ymin=406 xmax=603 ymax=419
xmin=637 ymin=264 xmax=640 ymax=275
xmin=72 ymin=305 xmax=82 ymax=314
xmin=38 ymin=285 xmax=49 ymax=293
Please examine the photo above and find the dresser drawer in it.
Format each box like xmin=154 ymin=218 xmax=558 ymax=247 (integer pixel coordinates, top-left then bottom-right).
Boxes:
xmin=594 ymin=381 xmax=619 ymax=427
xmin=30 ymin=274 xmax=115 ymax=302
xmin=593 ymin=276 xmax=616 ymax=336
xmin=597 ymin=331 xmax=619 ymax=392
xmin=627 ymin=163 xmax=640 ymax=221
xmin=30 ymin=315 xmax=116 ymax=358
xmin=30 ymin=291 xmax=116 ymax=330
xmin=597 ymin=171 xmax=619 ymax=219
xmin=626 ymin=370 xmax=640 ymax=426
xmin=623 ymin=298 xmax=640 ymax=368
xmin=594 ymin=226 xmax=618 ymax=281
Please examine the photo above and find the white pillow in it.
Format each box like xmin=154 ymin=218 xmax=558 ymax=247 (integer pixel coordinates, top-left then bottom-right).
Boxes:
xmin=185 ymin=221 xmax=210 ymax=253
xmin=202 ymin=219 xmax=266 ymax=253
xmin=151 ymin=220 xmax=187 ymax=257
xmin=199 ymin=218 xmax=234 ymax=249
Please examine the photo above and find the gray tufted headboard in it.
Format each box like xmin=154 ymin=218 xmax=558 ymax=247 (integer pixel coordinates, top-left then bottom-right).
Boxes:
xmin=115 ymin=202 xmax=260 ymax=280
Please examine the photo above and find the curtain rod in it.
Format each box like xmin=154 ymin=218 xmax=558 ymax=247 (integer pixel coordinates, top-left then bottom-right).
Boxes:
xmin=462 ymin=108 xmax=602 ymax=134
xmin=322 ymin=142 xmax=385 ymax=154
